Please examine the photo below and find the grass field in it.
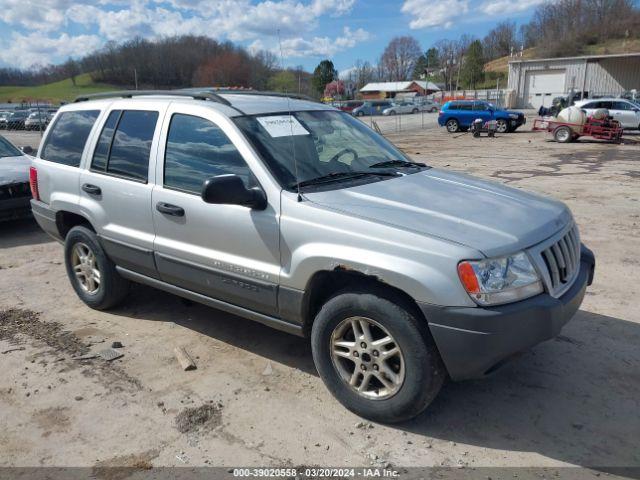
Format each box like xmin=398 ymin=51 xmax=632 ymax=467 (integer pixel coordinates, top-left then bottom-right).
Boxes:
xmin=0 ymin=73 xmax=115 ymax=104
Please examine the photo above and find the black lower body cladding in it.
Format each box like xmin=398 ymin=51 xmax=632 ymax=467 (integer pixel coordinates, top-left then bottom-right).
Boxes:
xmin=421 ymin=245 xmax=595 ymax=381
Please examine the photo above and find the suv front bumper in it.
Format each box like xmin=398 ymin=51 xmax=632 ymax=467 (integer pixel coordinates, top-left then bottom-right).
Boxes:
xmin=420 ymin=245 xmax=595 ymax=381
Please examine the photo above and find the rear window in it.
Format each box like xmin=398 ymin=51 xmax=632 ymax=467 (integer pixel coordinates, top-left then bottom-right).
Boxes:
xmin=90 ymin=110 xmax=158 ymax=182
xmin=41 ymin=110 xmax=100 ymax=167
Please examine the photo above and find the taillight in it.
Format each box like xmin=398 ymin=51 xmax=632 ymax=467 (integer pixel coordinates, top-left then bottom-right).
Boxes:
xmin=29 ymin=166 xmax=40 ymax=201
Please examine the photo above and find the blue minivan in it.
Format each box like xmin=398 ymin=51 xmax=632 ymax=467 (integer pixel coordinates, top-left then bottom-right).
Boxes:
xmin=438 ymin=100 xmax=526 ymax=133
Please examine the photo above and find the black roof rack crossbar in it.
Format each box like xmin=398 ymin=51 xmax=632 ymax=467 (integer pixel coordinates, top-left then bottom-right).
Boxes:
xmin=180 ymin=88 xmax=317 ymax=103
xmin=73 ymin=90 xmax=232 ymax=106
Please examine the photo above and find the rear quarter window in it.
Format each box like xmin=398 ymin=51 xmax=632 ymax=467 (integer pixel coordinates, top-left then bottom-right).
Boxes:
xmin=41 ymin=110 xmax=100 ymax=167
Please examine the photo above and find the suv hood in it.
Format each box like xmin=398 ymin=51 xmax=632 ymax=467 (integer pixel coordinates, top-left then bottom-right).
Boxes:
xmin=0 ymin=155 xmax=30 ymax=186
xmin=305 ymin=169 xmax=571 ymax=258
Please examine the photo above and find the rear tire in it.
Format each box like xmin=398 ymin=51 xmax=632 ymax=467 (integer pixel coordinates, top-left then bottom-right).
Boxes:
xmin=311 ymin=288 xmax=445 ymax=423
xmin=64 ymin=226 xmax=130 ymax=310
xmin=412 ymin=108 xmax=419 ymax=114
xmin=554 ymin=126 xmax=573 ymax=143
xmin=445 ymin=119 xmax=459 ymax=133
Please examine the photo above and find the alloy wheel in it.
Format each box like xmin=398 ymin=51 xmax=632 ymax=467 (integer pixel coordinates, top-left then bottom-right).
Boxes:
xmin=330 ymin=316 xmax=405 ymax=400
xmin=71 ymin=242 xmax=101 ymax=295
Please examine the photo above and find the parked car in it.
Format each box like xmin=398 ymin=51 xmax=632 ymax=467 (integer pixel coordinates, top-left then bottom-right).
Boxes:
xmin=337 ymin=100 xmax=364 ymax=114
xmin=2 ymin=110 xmax=29 ymax=130
xmin=24 ymin=111 xmax=53 ymax=131
xmin=574 ymin=98 xmax=640 ymax=130
xmin=30 ymin=90 xmax=594 ymax=423
xmin=382 ymin=101 xmax=420 ymax=115
xmin=0 ymin=111 xmax=12 ymax=129
xmin=0 ymin=135 xmax=33 ymax=221
xmin=416 ymin=99 xmax=439 ymax=113
xmin=352 ymin=100 xmax=392 ymax=116
xmin=438 ymin=100 xmax=526 ymax=133
xmin=383 ymin=100 xmax=439 ymax=115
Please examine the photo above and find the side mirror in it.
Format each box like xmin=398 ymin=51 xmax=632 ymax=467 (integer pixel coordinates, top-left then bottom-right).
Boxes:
xmin=201 ymin=174 xmax=267 ymax=210
xmin=22 ymin=146 xmax=34 ymax=155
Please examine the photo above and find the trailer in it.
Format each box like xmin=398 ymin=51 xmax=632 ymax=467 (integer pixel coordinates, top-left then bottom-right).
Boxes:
xmin=532 ymin=117 xmax=623 ymax=143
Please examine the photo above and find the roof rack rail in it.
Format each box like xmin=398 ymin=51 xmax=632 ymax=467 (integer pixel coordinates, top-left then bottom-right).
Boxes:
xmin=180 ymin=88 xmax=318 ymax=103
xmin=73 ymin=90 xmax=232 ymax=106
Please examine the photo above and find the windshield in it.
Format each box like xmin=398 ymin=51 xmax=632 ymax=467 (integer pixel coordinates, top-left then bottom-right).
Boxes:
xmin=234 ymin=110 xmax=423 ymax=190
xmin=0 ymin=136 xmax=22 ymax=158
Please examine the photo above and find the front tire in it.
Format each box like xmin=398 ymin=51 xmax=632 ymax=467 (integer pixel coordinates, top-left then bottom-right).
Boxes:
xmin=64 ymin=226 xmax=130 ymax=310
xmin=311 ymin=289 xmax=445 ymax=423
xmin=495 ymin=119 xmax=509 ymax=133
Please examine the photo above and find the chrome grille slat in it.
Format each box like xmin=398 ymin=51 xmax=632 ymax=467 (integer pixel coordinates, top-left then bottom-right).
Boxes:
xmin=543 ymin=249 xmax=560 ymax=287
xmin=559 ymin=237 xmax=572 ymax=273
xmin=564 ymin=233 xmax=575 ymax=271
xmin=537 ymin=224 xmax=581 ymax=297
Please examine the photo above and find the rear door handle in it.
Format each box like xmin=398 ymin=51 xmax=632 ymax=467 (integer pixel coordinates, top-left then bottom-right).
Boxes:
xmin=156 ymin=202 xmax=185 ymax=217
xmin=82 ymin=183 xmax=101 ymax=195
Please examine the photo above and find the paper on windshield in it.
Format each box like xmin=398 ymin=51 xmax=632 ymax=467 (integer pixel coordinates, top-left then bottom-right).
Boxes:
xmin=256 ymin=115 xmax=309 ymax=138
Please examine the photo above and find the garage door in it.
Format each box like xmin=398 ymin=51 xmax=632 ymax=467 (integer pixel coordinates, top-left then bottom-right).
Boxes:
xmin=524 ymin=70 xmax=566 ymax=109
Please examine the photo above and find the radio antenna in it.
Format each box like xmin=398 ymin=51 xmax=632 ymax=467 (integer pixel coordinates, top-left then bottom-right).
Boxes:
xmin=277 ymin=29 xmax=303 ymax=202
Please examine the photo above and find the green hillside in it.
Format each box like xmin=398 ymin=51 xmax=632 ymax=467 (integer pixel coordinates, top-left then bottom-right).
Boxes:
xmin=484 ymin=38 xmax=640 ymax=75
xmin=0 ymin=73 xmax=116 ymax=104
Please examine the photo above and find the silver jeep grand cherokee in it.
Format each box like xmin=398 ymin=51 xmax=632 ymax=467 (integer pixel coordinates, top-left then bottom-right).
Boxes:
xmin=30 ymin=90 xmax=595 ymax=423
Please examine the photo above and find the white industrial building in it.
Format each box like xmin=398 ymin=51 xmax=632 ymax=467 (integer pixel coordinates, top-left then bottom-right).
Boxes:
xmin=508 ymin=52 xmax=640 ymax=109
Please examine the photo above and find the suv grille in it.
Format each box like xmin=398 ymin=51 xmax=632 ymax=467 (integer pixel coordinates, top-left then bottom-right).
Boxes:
xmin=539 ymin=225 xmax=580 ymax=295
xmin=0 ymin=182 xmax=31 ymax=201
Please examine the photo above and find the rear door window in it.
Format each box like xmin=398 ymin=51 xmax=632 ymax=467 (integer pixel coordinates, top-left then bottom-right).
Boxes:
xmin=91 ymin=110 xmax=120 ymax=172
xmin=612 ymin=101 xmax=632 ymax=111
xmin=41 ymin=110 xmax=100 ymax=166
xmin=90 ymin=110 xmax=158 ymax=182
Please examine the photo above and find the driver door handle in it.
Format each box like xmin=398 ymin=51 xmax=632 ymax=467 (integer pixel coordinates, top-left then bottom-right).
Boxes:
xmin=156 ymin=202 xmax=185 ymax=217
xmin=82 ymin=183 xmax=101 ymax=196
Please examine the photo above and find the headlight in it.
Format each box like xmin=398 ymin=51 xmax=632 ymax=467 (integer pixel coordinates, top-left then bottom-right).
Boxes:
xmin=457 ymin=252 xmax=542 ymax=306
xmin=508 ymin=113 xmax=519 ymax=119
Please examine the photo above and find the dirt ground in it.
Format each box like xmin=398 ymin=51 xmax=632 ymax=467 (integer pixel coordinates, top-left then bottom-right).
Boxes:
xmin=1 ymin=126 xmax=639 ymax=476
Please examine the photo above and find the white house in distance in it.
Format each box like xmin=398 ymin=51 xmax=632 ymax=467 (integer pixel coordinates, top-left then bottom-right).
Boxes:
xmin=359 ymin=81 xmax=440 ymax=99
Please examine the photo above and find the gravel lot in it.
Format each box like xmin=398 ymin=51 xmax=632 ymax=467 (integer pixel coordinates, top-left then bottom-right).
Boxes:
xmin=1 ymin=127 xmax=639 ymax=476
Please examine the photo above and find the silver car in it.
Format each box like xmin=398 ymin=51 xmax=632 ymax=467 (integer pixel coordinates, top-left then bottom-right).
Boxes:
xmin=382 ymin=101 xmax=422 ymax=115
xmin=30 ymin=90 xmax=595 ymax=422
xmin=575 ymin=97 xmax=640 ymax=129
xmin=383 ymin=100 xmax=439 ymax=115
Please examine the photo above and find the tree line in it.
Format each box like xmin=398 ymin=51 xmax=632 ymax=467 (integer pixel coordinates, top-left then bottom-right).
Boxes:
xmin=0 ymin=0 xmax=637 ymax=95
xmin=341 ymin=0 xmax=639 ymax=92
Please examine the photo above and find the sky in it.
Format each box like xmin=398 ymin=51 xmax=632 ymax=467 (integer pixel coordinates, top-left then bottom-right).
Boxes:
xmin=0 ymin=0 xmax=546 ymax=73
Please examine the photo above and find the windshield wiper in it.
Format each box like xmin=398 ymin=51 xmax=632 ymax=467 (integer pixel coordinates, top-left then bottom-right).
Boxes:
xmin=296 ymin=171 xmax=398 ymax=188
xmin=368 ymin=159 xmax=426 ymax=169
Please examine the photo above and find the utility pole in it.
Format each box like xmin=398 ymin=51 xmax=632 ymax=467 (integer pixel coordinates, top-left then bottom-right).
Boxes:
xmin=134 ymin=68 xmax=138 ymax=90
